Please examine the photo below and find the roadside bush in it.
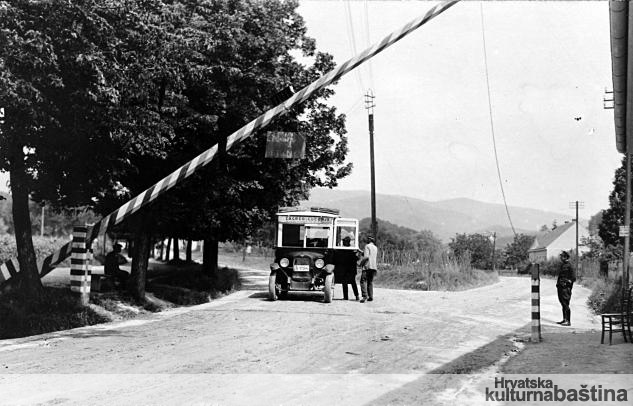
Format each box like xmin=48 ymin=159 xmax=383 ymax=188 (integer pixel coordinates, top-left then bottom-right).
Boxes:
xmin=376 ymin=254 xmax=498 ymax=291
xmin=148 ymin=266 xmax=239 ymax=305
xmin=0 ymin=287 xmax=109 ymax=339
xmin=538 ymin=257 xmax=561 ymax=277
xmin=587 ymin=278 xmax=622 ymax=314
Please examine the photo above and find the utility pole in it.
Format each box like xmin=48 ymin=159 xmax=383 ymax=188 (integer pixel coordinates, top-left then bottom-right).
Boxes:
xmin=569 ymin=201 xmax=584 ymax=278
xmin=365 ymin=90 xmax=377 ymax=238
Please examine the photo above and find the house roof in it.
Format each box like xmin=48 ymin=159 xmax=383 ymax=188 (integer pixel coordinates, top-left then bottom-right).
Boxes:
xmin=529 ymin=222 xmax=575 ymax=251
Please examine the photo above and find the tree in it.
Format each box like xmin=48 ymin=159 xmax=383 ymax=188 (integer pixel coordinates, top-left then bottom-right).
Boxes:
xmin=0 ymin=1 xmax=136 ymax=295
xmin=359 ymin=217 xmax=442 ymax=255
xmin=448 ymin=233 xmax=495 ymax=270
xmin=92 ymin=0 xmax=353 ymax=298
xmin=588 ymin=211 xmax=603 ymax=236
xmin=599 ymin=156 xmax=627 ymax=249
xmin=503 ymin=233 xmax=535 ymax=268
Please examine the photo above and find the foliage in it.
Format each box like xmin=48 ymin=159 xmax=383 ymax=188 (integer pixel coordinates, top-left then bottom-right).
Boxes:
xmin=504 ymin=233 xmax=535 ymax=268
xmin=375 ymin=253 xmax=498 ymax=291
xmin=586 ymin=279 xmax=622 ymax=315
xmin=448 ymin=233 xmax=496 ymax=270
xmin=588 ymin=210 xmax=603 ymax=236
xmin=359 ymin=217 xmax=443 ymax=256
xmin=0 ymin=193 xmax=98 ymax=237
xmin=0 ymin=0 xmax=352 ymax=297
xmin=0 ymin=287 xmax=109 ymax=339
xmin=599 ymin=157 xmax=627 ymax=248
xmin=0 ymin=234 xmax=68 ymax=265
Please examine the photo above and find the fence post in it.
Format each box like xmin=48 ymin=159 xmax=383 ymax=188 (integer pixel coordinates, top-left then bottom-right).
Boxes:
xmin=531 ymin=263 xmax=541 ymax=342
xmin=70 ymin=225 xmax=91 ymax=305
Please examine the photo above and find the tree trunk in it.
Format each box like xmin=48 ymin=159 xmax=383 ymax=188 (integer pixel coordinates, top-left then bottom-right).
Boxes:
xmin=203 ymin=238 xmax=218 ymax=276
xmin=173 ymin=238 xmax=180 ymax=261
xmin=9 ymin=147 xmax=42 ymax=295
xmin=186 ymin=239 xmax=192 ymax=263
xmin=164 ymin=238 xmax=171 ymax=261
xmin=128 ymin=221 xmax=152 ymax=301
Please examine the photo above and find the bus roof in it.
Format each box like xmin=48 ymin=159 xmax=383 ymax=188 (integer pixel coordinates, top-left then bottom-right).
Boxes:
xmin=277 ymin=206 xmax=340 ymax=216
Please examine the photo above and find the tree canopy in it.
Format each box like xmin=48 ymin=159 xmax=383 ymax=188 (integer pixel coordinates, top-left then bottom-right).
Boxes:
xmin=0 ymin=0 xmax=351 ymax=297
xmin=360 ymin=218 xmax=443 ymax=255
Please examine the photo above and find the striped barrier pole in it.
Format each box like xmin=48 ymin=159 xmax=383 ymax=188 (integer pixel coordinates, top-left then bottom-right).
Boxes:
xmin=70 ymin=226 xmax=91 ymax=305
xmin=531 ymin=263 xmax=542 ymax=342
xmin=0 ymin=0 xmax=460 ymax=287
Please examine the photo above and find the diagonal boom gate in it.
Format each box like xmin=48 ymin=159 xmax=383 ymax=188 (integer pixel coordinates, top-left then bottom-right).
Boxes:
xmin=0 ymin=0 xmax=459 ymax=288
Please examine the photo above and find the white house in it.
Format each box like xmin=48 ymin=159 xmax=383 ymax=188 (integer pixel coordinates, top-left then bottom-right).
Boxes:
xmin=528 ymin=221 xmax=590 ymax=262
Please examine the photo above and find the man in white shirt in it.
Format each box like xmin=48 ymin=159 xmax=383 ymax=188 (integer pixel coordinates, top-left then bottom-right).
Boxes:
xmin=360 ymin=236 xmax=378 ymax=303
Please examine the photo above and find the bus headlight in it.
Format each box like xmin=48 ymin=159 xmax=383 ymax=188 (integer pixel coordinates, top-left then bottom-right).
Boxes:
xmin=315 ymin=258 xmax=325 ymax=269
xmin=279 ymin=258 xmax=290 ymax=267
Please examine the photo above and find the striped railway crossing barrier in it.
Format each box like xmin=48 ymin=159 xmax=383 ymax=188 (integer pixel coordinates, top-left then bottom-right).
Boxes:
xmin=0 ymin=0 xmax=460 ymax=291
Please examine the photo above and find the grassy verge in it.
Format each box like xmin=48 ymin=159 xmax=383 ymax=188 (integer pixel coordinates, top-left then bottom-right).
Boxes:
xmin=0 ymin=287 xmax=110 ymax=340
xmin=376 ymin=260 xmax=499 ymax=291
xmin=585 ymin=277 xmax=622 ymax=314
xmin=1 ymin=261 xmax=241 ymax=339
xmin=147 ymin=264 xmax=239 ymax=305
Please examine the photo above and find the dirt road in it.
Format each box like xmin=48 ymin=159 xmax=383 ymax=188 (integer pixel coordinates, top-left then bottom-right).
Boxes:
xmin=0 ymin=277 xmax=598 ymax=405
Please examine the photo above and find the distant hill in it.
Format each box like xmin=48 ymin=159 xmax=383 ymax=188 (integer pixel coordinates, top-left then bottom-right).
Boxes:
xmin=301 ymin=189 xmax=577 ymax=243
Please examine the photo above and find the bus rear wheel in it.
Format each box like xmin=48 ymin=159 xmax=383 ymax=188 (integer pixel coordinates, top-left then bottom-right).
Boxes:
xmin=323 ymin=274 xmax=334 ymax=303
xmin=268 ymin=273 xmax=279 ymax=301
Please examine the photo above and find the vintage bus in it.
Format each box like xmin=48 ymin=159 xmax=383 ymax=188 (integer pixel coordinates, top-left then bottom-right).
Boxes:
xmin=269 ymin=207 xmax=359 ymax=303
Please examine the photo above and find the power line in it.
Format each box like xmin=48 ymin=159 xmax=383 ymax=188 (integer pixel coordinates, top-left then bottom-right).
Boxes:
xmin=363 ymin=0 xmax=375 ymax=89
xmin=343 ymin=0 xmax=365 ymax=94
xmin=480 ymin=3 xmax=517 ymax=237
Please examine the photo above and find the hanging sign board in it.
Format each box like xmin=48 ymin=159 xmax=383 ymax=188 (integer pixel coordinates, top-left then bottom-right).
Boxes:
xmin=265 ymin=132 xmax=305 ymax=159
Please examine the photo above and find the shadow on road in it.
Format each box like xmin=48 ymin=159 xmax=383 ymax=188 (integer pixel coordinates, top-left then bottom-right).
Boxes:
xmin=248 ymin=291 xmax=330 ymax=303
xmin=362 ymin=323 xmax=532 ymax=406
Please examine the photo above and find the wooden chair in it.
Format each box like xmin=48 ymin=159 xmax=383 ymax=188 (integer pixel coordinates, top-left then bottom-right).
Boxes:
xmin=601 ymin=286 xmax=632 ymax=345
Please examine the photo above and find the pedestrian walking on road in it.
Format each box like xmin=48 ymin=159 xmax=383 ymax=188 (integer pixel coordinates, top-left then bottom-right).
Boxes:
xmin=360 ymin=236 xmax=378 ymax=303
xmin=556 ymin=250 xmax=575 ymax=326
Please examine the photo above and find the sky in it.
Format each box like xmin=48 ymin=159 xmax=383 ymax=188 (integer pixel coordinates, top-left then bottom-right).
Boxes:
xmin=296 ymin=0 xmax=622 ymax=219
xmin=0 ymin=1 xmax=622 ymax=222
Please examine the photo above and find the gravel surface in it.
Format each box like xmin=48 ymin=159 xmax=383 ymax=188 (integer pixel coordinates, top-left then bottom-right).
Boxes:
xmin=0 ymin=276 xmax=606 ymax=405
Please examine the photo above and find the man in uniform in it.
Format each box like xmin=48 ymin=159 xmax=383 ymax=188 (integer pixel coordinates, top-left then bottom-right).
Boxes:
xmin=556 ymin=251 xmax=576 ymax=326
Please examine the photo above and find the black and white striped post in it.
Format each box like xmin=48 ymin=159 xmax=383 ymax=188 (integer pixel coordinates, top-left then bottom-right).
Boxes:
xmin=70 ymin=226 xmax=91 ymax=305
xmin=531 ymin=263 xmax=542 ymax=342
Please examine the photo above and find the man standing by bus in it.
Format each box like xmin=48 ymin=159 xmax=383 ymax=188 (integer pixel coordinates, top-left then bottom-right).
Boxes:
xmin=360 ymin=236 xmax=378 ymax=303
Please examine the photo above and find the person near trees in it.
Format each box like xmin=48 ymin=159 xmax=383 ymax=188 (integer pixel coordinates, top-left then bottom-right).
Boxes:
xmin=105 ymin=243 xmax=129 ymax=287
xmin=360 ymin=236 xmax=378 ymax=303
xmin=556 ymin=250 xmax=576 ymax=326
